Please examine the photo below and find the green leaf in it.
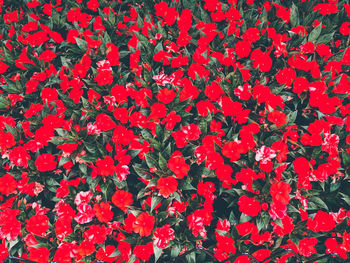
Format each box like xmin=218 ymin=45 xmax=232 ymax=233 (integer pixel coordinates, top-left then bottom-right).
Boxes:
xmin=170 ymin=244 xmax=182 ymax=258
xmin=330 ymin=182 xmax=341 ymax=192
xmin=182 ymin=181 xmax=196 ymax=191
xmin=0 ymin=96 xmax=10 ymax=109
xmin=127 ymin=254 xmax=137 ymax=263
xmin=317 ymin=32 xmax=334 ymax=44
xmin=75 ymin=37 xmax=88 ymax=50
xmin=287 ymin=111 xmax=298 ymax=125
xmin=153 ymin=245 xmax=163 ymax=263
xmin=309 ymin=196 xmax=328 ymax=210
xmin=79 ymin=163 xmax=87 ymax=175
xmin=145 ymin=153 xmax=158 ymax=169
xmin=151 ymin=196 xmax=162 ymax=212
xmin=158 ymin=153 xmax=167 ymax=171
xmin=45 ymin=177 xmax=60 ymax=186
xmin=154 ymin=42 xmax=163 ymax=54
xmin=81 ymin=154 xmax=98 ymax=162
xmin=308 ymin=24 xmax=322 ymax=42
xmin=185 ymin=251 xmax=196 ymax=263
xmin=342 ymin=152 xmax=350 ymax=167
xmin=290 ymin=4 xmax=299 ymax=27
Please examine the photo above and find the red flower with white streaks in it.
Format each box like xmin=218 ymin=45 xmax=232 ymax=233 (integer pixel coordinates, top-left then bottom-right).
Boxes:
xmin=75 ymin=191 xmax=92 ymax=206
xmin=255 ymin=146 xmax=276 ymax=164
xmin=321 ymin=133 xmax=339 ymax=157
xmin=153 ymin=224 xmax=175 ymax=248
xmin=152 ymin=74 xmax=174 ymax=86
xmin=187 ymin=212 xmax=207 ymax=238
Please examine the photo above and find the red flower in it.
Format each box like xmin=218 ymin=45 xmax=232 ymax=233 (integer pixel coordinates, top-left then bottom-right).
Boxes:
xmin=340 ymin=22 xmax=350 ymax=35
xmin=205 ymin=81 xmax=224 ymax=101
xmin=106 ymin=43 xmax=120 ymax=66
xmin=274 ymin=3 xmax=290 ymax=23
xmin=133 ymin=242 xmax=154 ymax=261
xmin=28 ymin=247 xmax=50 ymax=263
xmin=242 ymin=28 xmax=260 ymax=43
xmin=167 ymin=151 xmax=190 ymax=179
xmin=112 ymin=190 xmax=133 ymax=213
xmin=268 ymin=111 xmax=287 ymax=127
xmin=94 ymin=70 xmax=113 ymax=86
xmin=96 ymin=156 xmax=115 ymax=176
xmin=0 ymin=61 xmax=9 ymax=74
xmin=35 ymin=153 xmax=57 ymax=172
xmin=181 ymin=123 xmax=201 ymax=141
xmin=235 ymin=40 xmax=251 ymax=58
xmin=272 ymin=215 xmax=294 ymax=236
xmin=251 ymin=50 xmax=272 ymax=72
xmin=156 ymin=177 xmax=178 ymax=198
xmin=293 ymin=76 xmax=309 ymax=94
xmin=155 ymin=1 xmax=179 ymax=26
xmin=149 ymin=102 xmax=167 ymax=120
xmin=237 ymin=195 xmax=261 ymax=217
xmin=216 ymin=234 xmax=236 ymax=254
xmin=313 ymin=3 xmax=338 ymax=15
xmin=0 ymin=243 xmax=9 ymax=262
xmin=270 ymin=181 xmax=291 ymax=205
xmin=153 ymin=50 xmax=172 ymax=65
xmin=153 ymin=224 xmax=175 ymax=248
xmin=222 ymin=141 xmax=241 ymax=162
xmin=162 ymin=111 xmax=181 ymax=130
xmin=55 ymin=218 xmax=72 ymax=241
xmin=157 ymin=88 xmax=177 ymax=104
xmin=236 ymin=222 xmax=257 ymax=236
xmin=0 ymin=209 xmax=21 ymax=241
xmin=38 ymin=50 xmax=56 ymax=63
xmin=252 ymin=249 xmax=271 ymax=262
xmin=96 ymin=245 xmax=118 ymax=263
xmin=78 ymin=240 xmax=95 ymax=257
xmin=8 ymin=146 xmax=30 ymax=168
xmin=0 ymin=174 xmax=17 ymax=195
xmin=325 ymin=238 xmax=348 ymax=259
xmin=96 ymin=113 xmax=117 ymax=131
xmin=188 ymin=63 xmax=210 ymax=80
xmin=307 ymin=211 xmax=336 ymax=232
xmin=26 ymin=214 xmax=49 ymax=236
xmin=93 ymin=202 xmax=114 ymax=223
xmin=133 ymin=212 xmax=155 ymax=237
xmin=83 ymin=224 xmax=108 ymax=244
xmin=298 ymin=237 xmax=318 ymax=257
xmin=275 ymin=68 xmax=296 ymax=86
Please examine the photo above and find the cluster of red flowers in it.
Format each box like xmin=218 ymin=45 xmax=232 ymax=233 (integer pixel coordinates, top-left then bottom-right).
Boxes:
xmin=0 ymin=0 xmax=350 ymax=262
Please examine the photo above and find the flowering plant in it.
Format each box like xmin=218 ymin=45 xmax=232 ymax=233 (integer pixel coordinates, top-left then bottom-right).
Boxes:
xmin=0 ymin=0 xmax=350 ymax=262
